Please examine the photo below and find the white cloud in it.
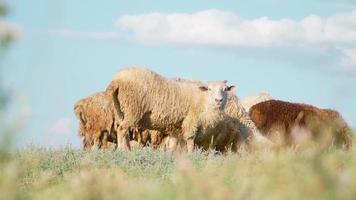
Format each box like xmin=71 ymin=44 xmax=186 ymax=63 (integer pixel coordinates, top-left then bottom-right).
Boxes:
xmin=0 ymin=20 xmax=22 ymax=40
xmin=117 ymin=10 xmax=356 ymax=70
xmin=49 ymin=29 xmax=120 ymax=40
xmin=118 ymin=10 xmax=356 ymax=47
xmin=49 ymin=118 xmax=74 ymax=136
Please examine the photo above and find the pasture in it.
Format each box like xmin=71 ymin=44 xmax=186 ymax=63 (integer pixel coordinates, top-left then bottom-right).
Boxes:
xmin=1 ymin=140 xmax=355 ymax=200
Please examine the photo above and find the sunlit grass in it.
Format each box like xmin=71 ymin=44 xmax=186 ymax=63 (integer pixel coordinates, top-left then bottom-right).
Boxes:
xmin=0 ymin=137 xmax=355 ymax=200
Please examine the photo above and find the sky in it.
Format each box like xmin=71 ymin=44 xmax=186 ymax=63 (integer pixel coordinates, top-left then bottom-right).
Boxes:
xmin=1 ymin=0 xmax=356 ymax=148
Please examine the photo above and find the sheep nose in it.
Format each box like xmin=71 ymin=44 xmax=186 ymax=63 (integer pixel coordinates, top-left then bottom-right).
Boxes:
xmin=215 ymin=98 xmax=223 ymax=103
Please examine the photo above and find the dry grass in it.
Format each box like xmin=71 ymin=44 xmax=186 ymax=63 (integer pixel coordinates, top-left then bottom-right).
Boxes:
xmin=0 ymin=137 xmax=355 ymax=200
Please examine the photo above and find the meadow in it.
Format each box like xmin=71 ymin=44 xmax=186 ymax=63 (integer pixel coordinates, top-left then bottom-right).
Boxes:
xmin=1 ymin=139 xmax=356 ymax=200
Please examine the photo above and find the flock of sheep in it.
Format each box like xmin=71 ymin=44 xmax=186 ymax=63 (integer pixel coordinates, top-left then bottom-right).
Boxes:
xmin=74 ymin=67 xmax=352 ymax=153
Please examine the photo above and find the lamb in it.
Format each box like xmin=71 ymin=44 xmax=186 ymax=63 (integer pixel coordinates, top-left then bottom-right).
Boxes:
xmin=108 ymin=67 xmax=237 ymax=153
xmin=249 ymin=100 xmax=353 ymax=150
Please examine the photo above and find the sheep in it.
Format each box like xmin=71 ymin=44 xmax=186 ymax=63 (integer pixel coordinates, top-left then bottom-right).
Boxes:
xmin=74 ymin=91 xmax=117 ymax=149
xmin=108 ymin=67 xmax=237 ymax=153
xmin=74 ymin=90 xmax=167 ymax=150
xmin=224 ymin=91 xmax=272 ymax=145
xmin=172 ymin=78 xmax=241 ymax=152
xmin=192 ymin=115 xmax=243 ymax=152
xmin=249 ymin=100 xmax=353 ymax=150
xmin=239 ymin=92 xmax=272 ymax=112
xmin=175 ymin=78 xmax=271 ymax=147
xmin=75 ymin=73 xmax=270 ymax=152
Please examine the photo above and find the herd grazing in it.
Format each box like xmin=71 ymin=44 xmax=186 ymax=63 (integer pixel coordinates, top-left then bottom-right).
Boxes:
xmin=74 ymin=67 xmax=353 ymax=153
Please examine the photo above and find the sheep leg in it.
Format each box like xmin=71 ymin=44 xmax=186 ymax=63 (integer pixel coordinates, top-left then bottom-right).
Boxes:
xmin=82 ymin=136 xmax=90 ymax=150
xmin=117 ymin=119 xmax=138 ymax=151
xmin=182 ymin=116 xmax=198 ymax=153
xmin=101 ymin=131 xmax=109 ymax=149
xmin=92 ymin=136 xmax=101 ymax=150
xmin=116 ymin=127 xmax=131 ymax=151
xmin=137 ymin=130 xmax=144 ymax=147
xmin=165 ymin=137 xmax=176 ymax=152
xmin=183 ymin=129 xmax=196 ymax=153
xmin=186 ymin=136 xmax=195 ymax=154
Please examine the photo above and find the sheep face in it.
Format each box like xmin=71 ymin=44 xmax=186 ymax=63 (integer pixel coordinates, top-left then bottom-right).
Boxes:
xmin=199 ymin=81 xmax=235 ymax=110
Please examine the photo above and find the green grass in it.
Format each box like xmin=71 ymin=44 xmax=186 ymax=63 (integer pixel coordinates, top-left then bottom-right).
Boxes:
xmin=1 ymin=143 xmax=356 ymax=200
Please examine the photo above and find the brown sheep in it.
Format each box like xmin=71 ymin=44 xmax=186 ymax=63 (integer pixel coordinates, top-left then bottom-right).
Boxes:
xmin=249 ymin=100 xmax=353 ymax=150
xmin=74 ymin=91 xmax=167 ymax=149
xmin=74 ymin=91 xmax=118 ymax=149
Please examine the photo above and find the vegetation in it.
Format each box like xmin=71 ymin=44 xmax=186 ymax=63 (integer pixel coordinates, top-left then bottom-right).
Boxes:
xmin=0 ymin=2 xmax=8 ymax=16
xmin=0 ymin=143 xmax=355 ymax=200
xmin=0 ymin=1 xmax=15 ymax=110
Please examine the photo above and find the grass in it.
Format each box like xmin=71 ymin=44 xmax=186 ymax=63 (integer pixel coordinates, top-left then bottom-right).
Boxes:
xmin=0 ymin=141 xmax=356 ymax=200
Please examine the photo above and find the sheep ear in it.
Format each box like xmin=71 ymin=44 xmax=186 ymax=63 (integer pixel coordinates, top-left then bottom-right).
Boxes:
xmin=199 ymin=86 xmax=209 ymax=91
xmin=226 ymin=85 xmax=236 ymax=92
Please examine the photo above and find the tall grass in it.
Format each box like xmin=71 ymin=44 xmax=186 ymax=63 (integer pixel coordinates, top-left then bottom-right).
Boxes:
xmin=0 ymin=139 xmax=355 ymax=200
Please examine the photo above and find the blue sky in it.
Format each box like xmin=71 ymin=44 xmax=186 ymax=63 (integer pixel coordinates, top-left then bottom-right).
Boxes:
xmin=1 ymin=0 xmax=356 ymax=148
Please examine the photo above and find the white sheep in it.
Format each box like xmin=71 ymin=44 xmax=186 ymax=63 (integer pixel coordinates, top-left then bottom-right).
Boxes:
xmin=108 ymin=67 xmax=236 ymax=153
xmin=175 ymin=78 xmax=271 ymax=146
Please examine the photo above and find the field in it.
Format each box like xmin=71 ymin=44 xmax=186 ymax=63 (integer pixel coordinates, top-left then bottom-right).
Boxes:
xmin=1 ymin=139 xmax=356 ymax=200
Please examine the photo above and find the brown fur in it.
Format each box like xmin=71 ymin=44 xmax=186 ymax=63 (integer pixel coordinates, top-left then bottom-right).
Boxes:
xmin=74 ymin=91 xmax=167 ymax=150
xmin=249 ymin=100 xmax=353 ymax=150
xmin=74 ymin=91 xmax=117 ymax=149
